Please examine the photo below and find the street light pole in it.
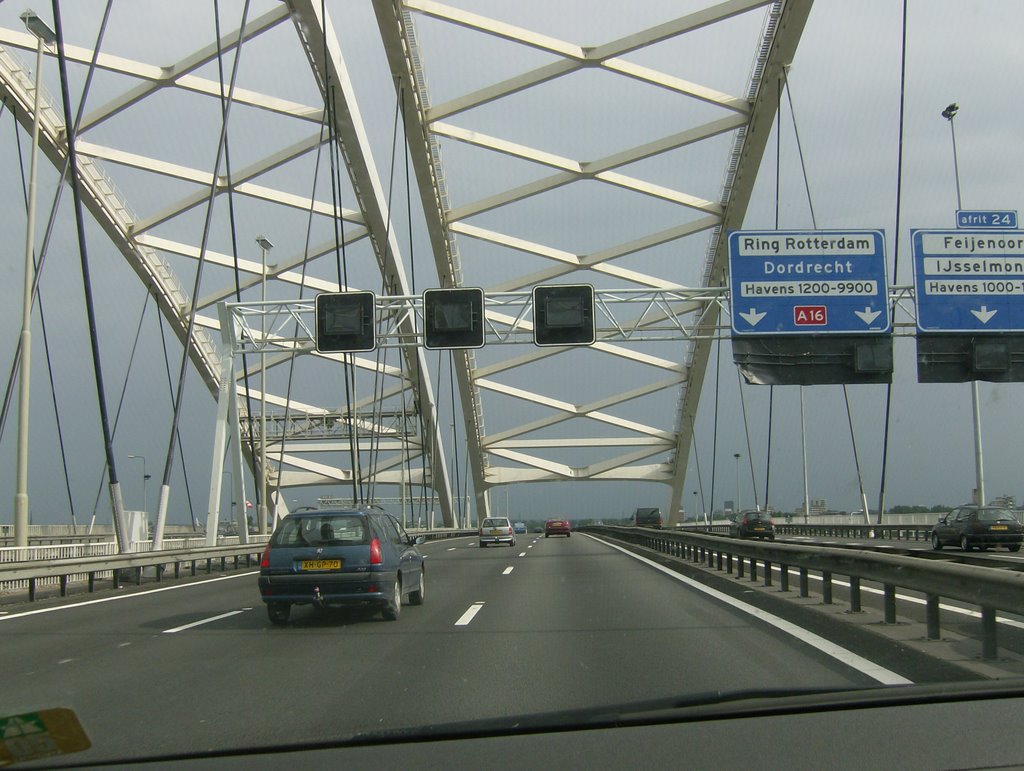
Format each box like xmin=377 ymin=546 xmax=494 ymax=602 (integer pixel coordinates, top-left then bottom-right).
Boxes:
xmin=942 ymin=103 xmax=986 ymax=507
xmin=800 ymin=387 xmax=810 ymax=524
xmin=256 ymin=236 xmax=273 ymax=533
xmin=733 ymin=452 xmax=741 ymax=513
xmin=14 ymin=11 xmax=56 ymax=548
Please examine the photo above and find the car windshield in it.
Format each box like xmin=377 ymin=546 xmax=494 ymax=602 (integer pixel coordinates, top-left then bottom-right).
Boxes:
xmin=272 ymin=514 xmax=369 ymax=547
xmin=5 ymin=2 xmax=1024 ymax=768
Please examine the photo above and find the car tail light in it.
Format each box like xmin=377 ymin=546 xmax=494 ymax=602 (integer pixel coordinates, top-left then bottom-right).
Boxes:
xmin=260 ymin=543 xmax=271 ymax=568
xmin=370 ymin=537 xmax=383 ymax=564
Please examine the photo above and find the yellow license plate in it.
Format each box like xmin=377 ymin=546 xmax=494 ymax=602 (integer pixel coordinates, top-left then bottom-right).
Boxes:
xmin=301 ymin=559 xmax=341 ymax=571
xmin=490 ymin=529 xmax=503 ymax=534
xmin=991 ymin=525 xmax=1008 ymax=531
xmin=753 ymin=527 xmax=765 ymax=531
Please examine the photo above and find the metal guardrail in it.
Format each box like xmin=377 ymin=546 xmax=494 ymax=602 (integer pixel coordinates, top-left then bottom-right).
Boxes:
xmin=587 ymin=526 xmax=1024 ymax=660
xmin=1 ymin=543 xmax=266 ymax=601
xmin=410 ymin=529 xmax=478 ymax=541
xmin=0 ymin=530 xmax=475 ymax=601
xmin=0 ymin=535 xmax=272 ymax=565
xmin=0 ymin=535 xmax=116 ymax=547
xmin=676 ymin=523 xmax=934 ymax=541
xmin=777 ymin=523 xmax=932 ymax=541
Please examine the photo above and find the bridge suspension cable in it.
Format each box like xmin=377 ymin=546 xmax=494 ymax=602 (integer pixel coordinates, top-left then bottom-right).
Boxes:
xmin=877 ymin=0 xmax=910 ymax=525
xmin=52 ymin=1 xmax=127 ymax=550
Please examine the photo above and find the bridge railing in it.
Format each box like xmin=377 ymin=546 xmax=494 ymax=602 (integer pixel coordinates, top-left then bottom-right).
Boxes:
xmin=675 ymin=522 xmax=935 ymax=541
xmin=586 ymin=526 xmax=1024 ymax=661
xmin=0 ymin=543 xmax=266 ymax=600
xmin=0 ymin=530 xmax=474 ymax=598
xmin=0 ymin=534 xmax=273 ymax=565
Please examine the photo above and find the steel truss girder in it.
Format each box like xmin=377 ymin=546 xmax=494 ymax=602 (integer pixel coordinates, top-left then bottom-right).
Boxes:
xmin=0 ymin=44 xmax=223 ymax=394
xmin=373 ymin=0 xmax=491 ymax=520
xmin=1 ymin=7 xmax=453 ymax=528
xmin=277 ymin=0 xmax=458 ymax=526
xmin=373 ymin=0 xmax=811 ymax=509
xmin=667 ymin=0 xmax=814 ymax=523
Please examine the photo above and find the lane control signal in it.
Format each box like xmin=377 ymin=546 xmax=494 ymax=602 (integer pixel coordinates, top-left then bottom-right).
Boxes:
xmin=533 ymin=284 xmax=596 ymax=346
xmin=423 ymin=287 xmax=485 ymax=349
xmin=315 ymin=291 xmax=376 ymax=353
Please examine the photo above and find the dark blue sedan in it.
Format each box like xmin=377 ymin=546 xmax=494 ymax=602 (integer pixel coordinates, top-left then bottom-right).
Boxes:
xmin=258 ymin=508 xmax=426 ymax=625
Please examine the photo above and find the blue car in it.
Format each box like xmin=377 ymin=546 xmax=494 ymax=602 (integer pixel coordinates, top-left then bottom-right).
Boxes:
xmin=258 ymin=508 xmax=426 ymax=625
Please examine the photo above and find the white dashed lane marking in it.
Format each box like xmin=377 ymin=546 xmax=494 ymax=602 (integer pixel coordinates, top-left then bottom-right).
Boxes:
xmin=454 ymin=602 xmax=485 ymax=626
xmin=162 ymin=608 xmax=250 ymax=634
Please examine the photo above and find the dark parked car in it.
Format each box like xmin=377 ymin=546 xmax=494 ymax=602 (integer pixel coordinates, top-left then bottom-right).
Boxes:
xmin=545 ymin=518 xmax=571 ymax=537
xmin=730 ymin=510 xmax=775 ymax=540
xmin=258 ymin=508 xmax=425 ymax=625
xmin=931 ymin=505 xmax=1023 ymax=552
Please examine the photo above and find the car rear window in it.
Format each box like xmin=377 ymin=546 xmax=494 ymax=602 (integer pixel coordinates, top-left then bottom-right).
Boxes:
xmin=272 ymin=514 xmax=369 ymax=546
xmin=978 ymin=509 xmax=1017 ymax=523
xmin=482 ymin=518 xmax=510 ymax=528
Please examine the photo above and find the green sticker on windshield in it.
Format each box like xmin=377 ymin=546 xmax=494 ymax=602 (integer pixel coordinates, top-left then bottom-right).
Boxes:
xmin=0 ymin=708 xmax=90 ymax=766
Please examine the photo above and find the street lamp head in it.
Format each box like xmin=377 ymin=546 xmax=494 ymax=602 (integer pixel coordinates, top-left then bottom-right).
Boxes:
xmin=255 ymin=235 xmax=274 ymax=251
xmin=733 ymin=452 xmax=741 ymax=460
xmin=20 ymin=10 xmax=56 ymax=46
xmin=941 ymin=102 xmax=959 ymax=120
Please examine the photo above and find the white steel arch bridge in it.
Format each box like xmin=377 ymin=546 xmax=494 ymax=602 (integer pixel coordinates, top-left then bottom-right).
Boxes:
xmin=0 ymin=0 xmax=811 ymax=542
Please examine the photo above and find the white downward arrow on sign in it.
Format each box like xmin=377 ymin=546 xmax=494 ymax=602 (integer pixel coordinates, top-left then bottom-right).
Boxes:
xmin=971 ymin=306 xmax=997 ymax=324
xmin=738 ymin=308 xmax=766 ymax=327
xmin=854 ymin=306 xmax=881 ymax=325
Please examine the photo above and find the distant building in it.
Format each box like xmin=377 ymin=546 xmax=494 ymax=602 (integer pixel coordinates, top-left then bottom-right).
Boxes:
xmin=992 ymin=495 xmax=1017 ymax=510
xmin=795 ymin=498 xmax=827 ymax=517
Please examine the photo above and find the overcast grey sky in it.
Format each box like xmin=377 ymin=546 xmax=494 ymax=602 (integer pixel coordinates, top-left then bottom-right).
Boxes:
xmin=1 ymin=1 xmax=1023 ymax=527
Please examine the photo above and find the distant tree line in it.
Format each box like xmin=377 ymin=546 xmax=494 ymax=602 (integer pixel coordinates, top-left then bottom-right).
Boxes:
xmin=886 ymin=504 xmax=953 ymax=514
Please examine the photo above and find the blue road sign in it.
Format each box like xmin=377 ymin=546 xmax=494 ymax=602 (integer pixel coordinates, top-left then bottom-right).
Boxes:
xmin=728 ymin=230 xmax=889 ymax=335
xmin=912 ymin=229 xmax=1024 ymax=333
xmin=956 ymin=210 xmax=1017 ymax=229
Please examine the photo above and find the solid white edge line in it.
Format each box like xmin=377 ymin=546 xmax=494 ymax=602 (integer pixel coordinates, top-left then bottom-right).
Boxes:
xmin=0 ymin=571 xmax=259 ymax=622
xmin=454 ymin=602 xmax=485 ymax=626
xmin=502 ymin=566 xmax=514 ymax=575
xmin=583 ymin=534 xmax=912 ymax=686
xmin=163 ymin=609 xmax=248 ymax=634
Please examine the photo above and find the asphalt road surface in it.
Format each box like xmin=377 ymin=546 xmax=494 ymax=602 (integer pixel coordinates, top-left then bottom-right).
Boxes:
xmin=1 ymin=532 xmax=914 ymax=766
